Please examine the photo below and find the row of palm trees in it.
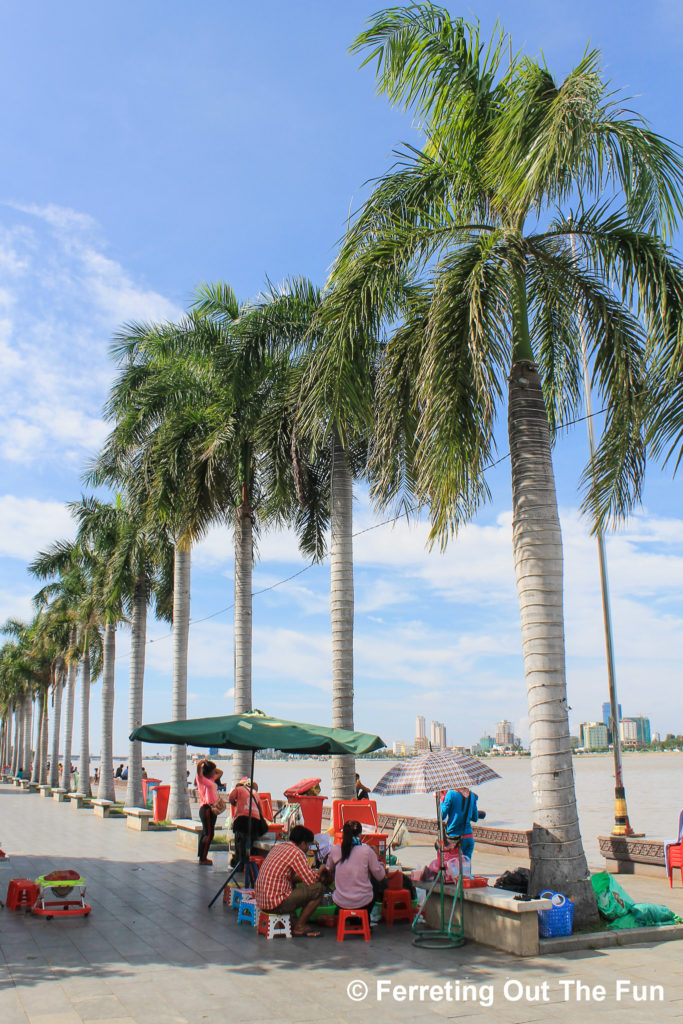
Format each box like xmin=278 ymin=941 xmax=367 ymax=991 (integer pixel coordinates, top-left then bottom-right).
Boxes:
xmin=3 ymin=5 xmax=683 ymax=924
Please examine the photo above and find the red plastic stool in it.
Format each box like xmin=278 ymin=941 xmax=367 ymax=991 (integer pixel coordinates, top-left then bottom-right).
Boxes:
xmin=6 ymin=878 xmax=39 ymax=911
xmin=382 ymin=888 xmax=413 ymax=926
xmin=336 ymin=908 xmax=371 ymax=942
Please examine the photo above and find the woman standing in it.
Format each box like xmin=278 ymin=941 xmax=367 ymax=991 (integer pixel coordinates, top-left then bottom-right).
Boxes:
xmin=228 ymin=777 xmax=268 ymax=867
xmin=326 ymin=820 xmax=386 ymax=917
xmin=196 ymin=758 xmax=224 ymax=865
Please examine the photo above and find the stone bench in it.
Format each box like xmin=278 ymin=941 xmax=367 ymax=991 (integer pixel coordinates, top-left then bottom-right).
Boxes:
xmin=12 ymin=778 xmax=23 ymax=788
xmin=52 ymin=787 xmax=68 ymax=802
xmin=38 ymin=785 xmax=52 ymax=798
xmin=417 ymin=882 xmax=551 ymax=957
xmin=92 ymin=798 xmax=116 ymax=819
xmin=124 ymin=807 xmax=153 ymax=831
xmin=172 ymin=819 xmax=202 ymax=850
xmin=68 ymin=793 xmax=86 ymax=809
xmin=599 ymin=835 xmax=666 ymax=878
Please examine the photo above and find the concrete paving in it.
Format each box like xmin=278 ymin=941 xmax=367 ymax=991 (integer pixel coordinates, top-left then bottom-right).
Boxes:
xmin=1 ymin=784 xmax=683 ymax=1023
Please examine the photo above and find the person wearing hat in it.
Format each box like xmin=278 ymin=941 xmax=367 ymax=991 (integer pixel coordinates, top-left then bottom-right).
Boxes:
xmin=229 ymin=777 xmax=269 ymax=868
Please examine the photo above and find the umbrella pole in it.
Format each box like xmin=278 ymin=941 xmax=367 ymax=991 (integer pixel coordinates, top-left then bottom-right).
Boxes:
xmin=208 ymin=747 xmax=257 ymax=909
xmin=412 ymin=792 xmax=464 ymax=949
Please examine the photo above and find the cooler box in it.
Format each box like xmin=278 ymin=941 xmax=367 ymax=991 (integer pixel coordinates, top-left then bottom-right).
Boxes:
xmin=284 ymin=778 xmax=326 ymax=835
xmin=142 ymin=778 xmax=161 ymax=807
xmin=332 ymin=798 xmax=378 ymax=832
xmin=152 ymin=784 xmax=170 ymax=822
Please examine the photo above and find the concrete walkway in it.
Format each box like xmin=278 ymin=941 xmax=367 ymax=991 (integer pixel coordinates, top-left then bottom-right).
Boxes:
xmin=1 ymin=785 xmax=683 ymax=1024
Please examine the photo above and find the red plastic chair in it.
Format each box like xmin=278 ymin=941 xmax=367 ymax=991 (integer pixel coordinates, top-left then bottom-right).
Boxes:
xmin=258 ymin=793 xmax=285 ymax=837
xmin=668 ymin=844 xmax=683 ymax=887
xmin=382 ymin=888 xmax=413 ymax=926
xmin=336 ymin=908 xmax=371 ymax=942
xmin=665 ymin=810 xmax=683 ymax=887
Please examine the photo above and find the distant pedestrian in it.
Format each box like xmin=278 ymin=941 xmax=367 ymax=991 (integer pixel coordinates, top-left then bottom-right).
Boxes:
xmin=114 ymin=764 xmax=124 ymax=779
xmin=355 ymin=774 xmax=370 ymax=800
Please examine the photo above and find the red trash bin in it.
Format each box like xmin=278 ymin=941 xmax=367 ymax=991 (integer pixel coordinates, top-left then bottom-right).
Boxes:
xmin=142 ymin=778 xmax=161 ymax=807
xmin=153 ymin=784 xmax=170 ymax=822
xmin=284 ymin=778 xmax=326 ymax=834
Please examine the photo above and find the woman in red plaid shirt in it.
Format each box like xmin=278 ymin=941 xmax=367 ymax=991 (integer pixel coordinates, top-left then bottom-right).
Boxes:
xmin=255 ymin=825 xmax=325 ymax=937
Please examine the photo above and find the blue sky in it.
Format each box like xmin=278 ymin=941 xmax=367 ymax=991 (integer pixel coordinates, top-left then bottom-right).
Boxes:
xmin=1 ymin=1 xmax=683 ymax=753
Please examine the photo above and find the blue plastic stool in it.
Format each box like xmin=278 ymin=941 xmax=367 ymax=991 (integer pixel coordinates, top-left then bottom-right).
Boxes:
xmin=231 ymin=887 xmax=255 ymax=910
xmin=237 ymin=899 xmax=258 ymax=927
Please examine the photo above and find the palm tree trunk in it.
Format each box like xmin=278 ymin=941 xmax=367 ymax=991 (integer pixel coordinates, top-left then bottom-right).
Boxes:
xmin=30 ymin=696 xmax=42 ymax=784
xmin=97 ymin=622 xmax=117 ymax=801
xmin=3 ymin=701 xmax=11 ymax=768
xmin=168 ymin=541 xmax=192 ymax=820
xmin=61 ymin=657 xmax=78 ymax=790
xmin=232 ymin=493 xmax=253 ymax=785
xmin=39 ymin=690 xmax=49 ymax=785
xmin=126 ymin=576 xmax=147 ymax=809
xmin=22 ymin=694 xmax=32 ymax=778
xmin=49 ymin=669 xmax=64 ymax=788
xmin=508 ymin=359 xmax=597 ymax=925
xmin=330 ymin=427 xmax=355 ymax=800
xmin=12 ymin=704 xmax=21 ymax=775
xmin=78 ymin=650 xmax=92 ymax=797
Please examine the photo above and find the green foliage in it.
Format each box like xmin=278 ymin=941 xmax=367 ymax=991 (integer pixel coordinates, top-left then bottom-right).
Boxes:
xmin=326 ymin=2 xmax=683 ymax=541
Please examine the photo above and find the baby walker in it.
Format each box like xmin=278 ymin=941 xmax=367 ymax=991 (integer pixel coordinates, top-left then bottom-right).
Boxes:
xmin=32 ymin=869 xmax=91 ymax=919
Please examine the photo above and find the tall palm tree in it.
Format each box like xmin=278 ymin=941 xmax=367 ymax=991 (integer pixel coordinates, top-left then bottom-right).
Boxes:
xmin=197 ymin=279 xmax=370 ymax=798
xmin=30 ymin=541 xmax=103 ymax=798
xmin=325 ymin=3 xmax=683 ymax=922
xmin=95 ymin=315 xmax=233 ymax=818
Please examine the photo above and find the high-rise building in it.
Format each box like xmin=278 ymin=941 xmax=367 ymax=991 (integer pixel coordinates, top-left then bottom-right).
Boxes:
xmin=430 ymin=720 xmax=447 ymax=749
xmin=392 ymin=740 xmax=407 ymax=756
xmin=416 ymin=715 xmax=426 ymax=740
xmin=601 ymin=702 xmax=622 ymax=743
xmin=478 ymin=734 xmax=494 ymax=752
xmin=579 ymin=722 xmax=609 ymax=750
xmin=495 ymin=720 xmax=515 ymax=747
xmin=621 ymin=716 xmax=651 ymax=746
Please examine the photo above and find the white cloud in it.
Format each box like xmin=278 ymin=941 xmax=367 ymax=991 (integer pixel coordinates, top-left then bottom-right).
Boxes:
xmin=0 ymin=203 xmax=181 ymax=468
xmin=0 ymin=495 xmax=74 ymax=560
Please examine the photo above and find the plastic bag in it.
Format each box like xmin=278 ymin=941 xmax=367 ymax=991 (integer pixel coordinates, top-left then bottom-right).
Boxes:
xmin=591 ymin=871 xmax=634 ymax=921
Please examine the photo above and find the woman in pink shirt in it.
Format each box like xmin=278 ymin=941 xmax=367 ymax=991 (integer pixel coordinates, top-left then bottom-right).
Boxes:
xmin=326 ymin=820 xmax=386 ymax=913
xmin=196 ymin=758 xmax=224 ymax=865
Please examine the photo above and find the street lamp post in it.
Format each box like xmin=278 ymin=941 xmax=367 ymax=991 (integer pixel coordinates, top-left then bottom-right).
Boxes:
xmin=571 ymin=232 xmax=637 ymax=838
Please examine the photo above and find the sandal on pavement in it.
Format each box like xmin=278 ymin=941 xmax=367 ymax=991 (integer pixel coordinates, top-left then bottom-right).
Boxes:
xmin=292 ymin=929 xmax=321 ymax=938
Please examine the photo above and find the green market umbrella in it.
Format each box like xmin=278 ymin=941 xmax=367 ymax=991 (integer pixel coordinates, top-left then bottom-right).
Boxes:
xmin=130 ymin=709 xmax=385 ymax=756
xmin=130 ymin=709 xmax=386 ymax=906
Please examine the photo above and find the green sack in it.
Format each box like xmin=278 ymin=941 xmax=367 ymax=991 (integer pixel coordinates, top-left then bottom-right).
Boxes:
xmin=591 ymin=872 xmax=635 ymax=921
xmin=629 ymin=903 xmax=681 ymax=928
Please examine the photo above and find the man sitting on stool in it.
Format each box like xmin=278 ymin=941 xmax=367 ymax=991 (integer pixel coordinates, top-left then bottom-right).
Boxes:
xmin=254 ymin=825 xmax=327 ymax=938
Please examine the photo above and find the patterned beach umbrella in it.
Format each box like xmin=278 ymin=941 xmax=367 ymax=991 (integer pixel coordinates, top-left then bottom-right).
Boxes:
xmin=372 ymin=749 xmax=500 ymax=795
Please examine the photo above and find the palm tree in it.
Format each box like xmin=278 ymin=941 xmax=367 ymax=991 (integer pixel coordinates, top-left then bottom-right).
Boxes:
xmin=30 ymin=541 xmax=103 ymax=798
xmin=95 ymin=315 xmax=234 ymax=818
xmin=325 ymin=3 xmax=683 ymax=921
xmin=197 ymin=279 xmax=370 ymax=798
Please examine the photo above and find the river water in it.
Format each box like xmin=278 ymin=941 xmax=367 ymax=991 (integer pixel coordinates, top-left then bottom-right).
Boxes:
xmin=122 ymin=751 xmax=681 ymax=867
